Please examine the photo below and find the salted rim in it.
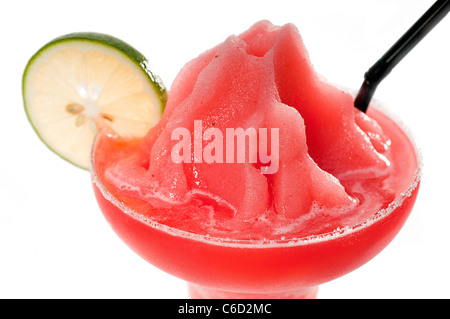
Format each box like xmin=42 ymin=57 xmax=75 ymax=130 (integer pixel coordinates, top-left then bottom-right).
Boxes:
xmin=90 ymin=100 xmax=422 ymax=249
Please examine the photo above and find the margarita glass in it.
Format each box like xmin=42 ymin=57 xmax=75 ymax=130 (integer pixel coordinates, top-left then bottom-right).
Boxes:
xmin=90 ymin=103 xmax=421 ymax=299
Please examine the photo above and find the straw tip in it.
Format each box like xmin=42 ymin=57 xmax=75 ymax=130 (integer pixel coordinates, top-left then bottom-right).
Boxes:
xmin=354 ymin=81 xmax=371 ymax=113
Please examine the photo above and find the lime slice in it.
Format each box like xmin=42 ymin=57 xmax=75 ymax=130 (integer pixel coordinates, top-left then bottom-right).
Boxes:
xmin=23 ymin=32 xmax=167 ymax=169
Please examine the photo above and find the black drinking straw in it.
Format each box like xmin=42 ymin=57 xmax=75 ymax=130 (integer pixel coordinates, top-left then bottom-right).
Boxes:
xmin=354 ymin=0 xmax=450 ymax=113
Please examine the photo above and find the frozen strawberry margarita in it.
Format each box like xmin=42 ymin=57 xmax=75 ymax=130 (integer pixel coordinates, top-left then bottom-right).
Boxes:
xmin=92 ymin=21 xmax=420 ymax=298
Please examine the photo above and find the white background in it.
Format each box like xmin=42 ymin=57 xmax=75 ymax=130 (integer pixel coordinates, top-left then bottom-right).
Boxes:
xmin=0 ymin=0 xmax=449 ymax=299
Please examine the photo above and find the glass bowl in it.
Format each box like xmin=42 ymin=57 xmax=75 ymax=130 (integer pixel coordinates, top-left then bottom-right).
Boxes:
xmin=90 ymin=105 xmax=421 ymax=299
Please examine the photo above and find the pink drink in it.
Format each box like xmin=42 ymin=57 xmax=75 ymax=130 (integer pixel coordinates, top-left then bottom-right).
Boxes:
xmin=91 ymin=21 xmax=420 ymax=298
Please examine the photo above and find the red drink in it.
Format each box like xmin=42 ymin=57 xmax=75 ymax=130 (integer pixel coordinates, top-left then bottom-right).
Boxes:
xmin=91 ymin=106 xmax=420 ymax=298
xmin=90 ymin=21 xmax=421 ymax=298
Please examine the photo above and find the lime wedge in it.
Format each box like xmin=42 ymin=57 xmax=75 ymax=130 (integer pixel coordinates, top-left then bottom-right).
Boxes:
xmin=23 ymin=32 xmax=167 ymax=169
